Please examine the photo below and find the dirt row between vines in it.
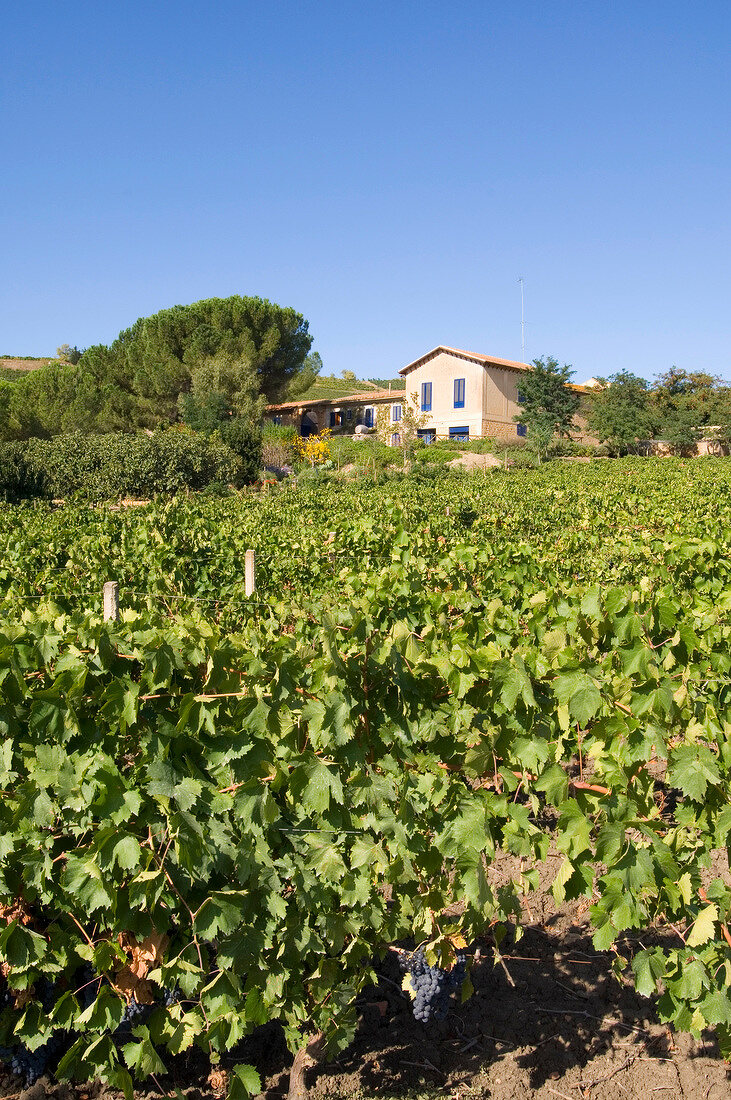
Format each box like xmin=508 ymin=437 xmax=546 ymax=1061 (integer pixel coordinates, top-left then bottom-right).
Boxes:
xmin=2 ymin=852 xmax=729 ymax=1100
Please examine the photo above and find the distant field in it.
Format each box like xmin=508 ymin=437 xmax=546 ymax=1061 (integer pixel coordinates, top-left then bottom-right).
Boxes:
xmin=0 ymin=356 xmax=55 ymax=380
xmin=292 ymin=374 xmax=406 ymax=401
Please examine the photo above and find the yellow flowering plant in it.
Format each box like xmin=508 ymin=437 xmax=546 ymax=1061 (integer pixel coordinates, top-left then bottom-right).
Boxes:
xmin=294 ymin=428 xmax=332 ymax=466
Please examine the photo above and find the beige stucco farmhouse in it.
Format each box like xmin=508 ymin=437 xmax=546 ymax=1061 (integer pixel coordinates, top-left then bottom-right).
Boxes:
xmin=266 ymin=346 xmax=589 ymax=442
xmin=398 ymin=346 xmax=532 ymax=442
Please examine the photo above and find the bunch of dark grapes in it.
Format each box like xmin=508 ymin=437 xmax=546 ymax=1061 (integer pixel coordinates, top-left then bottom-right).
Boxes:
xmin=402 ymin=950 xmax=467 ymax=1023
xmin=0 ymin=979 xmax=64 ymax=1086
xmin=163 ymin=986 xmax=181 ymax=1007
xmin=3 ymin=1038 xmax=62 ymax=1086
xmin=114 ymin=996 xmax=153 ymax=1039
xmin=0 ymin=1032 xmax=64 ymax=1087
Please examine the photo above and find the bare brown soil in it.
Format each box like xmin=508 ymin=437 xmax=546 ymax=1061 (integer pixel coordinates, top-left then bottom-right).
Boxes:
xmin=447 ymin=453 xmax=503 ymax=471
xmin=291 ymin=850 xmax=731 ymax=1100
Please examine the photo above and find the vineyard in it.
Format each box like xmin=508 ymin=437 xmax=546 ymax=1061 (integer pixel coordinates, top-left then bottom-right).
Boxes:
xmin=1 ymin=458 xmax=731 ymax=1099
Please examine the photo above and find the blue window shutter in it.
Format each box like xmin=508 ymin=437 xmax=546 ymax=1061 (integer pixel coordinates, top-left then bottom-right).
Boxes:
xmin=454 ymin=378 xmax=465 ymax=408
xmin=421 ymin=382 xmax=432 ymax=411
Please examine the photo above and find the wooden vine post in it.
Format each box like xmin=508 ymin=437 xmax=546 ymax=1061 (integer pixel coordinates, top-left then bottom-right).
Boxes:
xmin=245 ymin=549 xmax=256 ymax=597
xmin=103 ymin=580 xmax=119 ymax=622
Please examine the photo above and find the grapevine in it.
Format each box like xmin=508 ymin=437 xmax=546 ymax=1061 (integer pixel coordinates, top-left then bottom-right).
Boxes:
xmin=0 ymin=459 xmax=728 ymax=1098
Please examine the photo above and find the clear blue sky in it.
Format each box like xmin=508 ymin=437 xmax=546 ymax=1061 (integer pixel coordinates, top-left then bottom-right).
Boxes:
xmin=2 ymin=1 xmax=730 ymax=383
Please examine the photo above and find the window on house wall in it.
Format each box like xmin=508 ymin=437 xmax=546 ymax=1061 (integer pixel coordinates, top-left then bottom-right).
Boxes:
xmin=517 ymin=423 xmax=527 ymax=437
xmin=391 ymin=432 xmax=401 ymax=447
xmin=517 ymin=388 xmax=526 ymax=403
xmin=454 ymin=378 xmax=465 ymax=408
xmin=420 ymin=382 xmax=432 ymax=412
xmin=364 ymin=407 xmax=374 ymax=428
xmin=329 ymin=411 xmax=337 ymax=428
xmin=391 ymin=404 xmax=402 ymax=422
xmin=417 ymin=428 xmax=435 ymax=444
xmin=346 ymin=409 xmax=353 ymax=421
xmin=449 ymin=426 xmax=469 ymax=441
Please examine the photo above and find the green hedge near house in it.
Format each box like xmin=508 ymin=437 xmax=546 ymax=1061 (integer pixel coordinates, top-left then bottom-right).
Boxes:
xmin=0 ymin=427 xmax=261 ymax=502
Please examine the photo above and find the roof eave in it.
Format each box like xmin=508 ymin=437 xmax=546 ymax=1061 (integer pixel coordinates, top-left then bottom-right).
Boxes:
xmin=399 ymin=346 xmax=532 ymax=376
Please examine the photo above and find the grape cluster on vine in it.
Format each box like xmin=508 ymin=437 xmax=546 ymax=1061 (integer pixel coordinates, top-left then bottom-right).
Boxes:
xmin=0 ymin=969 xmax=182 ymax=1087
xmin=400 ymin=949 xmax=467 ymax=1023
xmin=114 ymin=994 xmax=153 ymax=1037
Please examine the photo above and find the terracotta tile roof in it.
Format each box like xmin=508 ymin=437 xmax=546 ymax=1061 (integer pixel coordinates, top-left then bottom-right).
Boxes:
xmin=399 ymin=346 xmax=532 ymax=375
xmin=266 ymin=389 xmax=400 ymax=412
xmin=399 ymin=346 xmax=589 ymax=393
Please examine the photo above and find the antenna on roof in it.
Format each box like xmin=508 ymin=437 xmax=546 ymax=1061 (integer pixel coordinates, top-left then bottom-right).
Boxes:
xmin=518 ymin=276 xmax=527 ymax=363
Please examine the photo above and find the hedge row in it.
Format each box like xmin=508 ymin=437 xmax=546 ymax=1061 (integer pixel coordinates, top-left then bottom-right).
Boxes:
xmin=0 ymin=427 xmax=261 ymax=501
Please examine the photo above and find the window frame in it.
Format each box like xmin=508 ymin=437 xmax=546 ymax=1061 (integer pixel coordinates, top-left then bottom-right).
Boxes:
xmin=454 ymin=378 xmax=465 ymax=409
xmin=420 ymin=381 xmax=432 ymax=412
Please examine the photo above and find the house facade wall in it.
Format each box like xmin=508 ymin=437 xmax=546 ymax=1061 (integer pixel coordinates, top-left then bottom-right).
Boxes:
xmin=268 ymin=395 xmax=401 ymax=436
xmin=402 ymin=351 xmax=526 ymax=441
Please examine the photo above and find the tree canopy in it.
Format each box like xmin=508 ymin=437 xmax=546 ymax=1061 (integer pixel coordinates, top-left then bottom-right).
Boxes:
xmin=1 ymin=296 xmax=313 ymax=439
xmin=516 ymin=356 xmax=580 ymax=459
xmin=586 ymin=371 xmax=654 ymax=454
xmin=286 ymin=351 xmax=324 ymax=399
xmin=649 ymin=368 xmax=731 ymax=449
xmin=91 ymin=295 xmax=312 ymax=428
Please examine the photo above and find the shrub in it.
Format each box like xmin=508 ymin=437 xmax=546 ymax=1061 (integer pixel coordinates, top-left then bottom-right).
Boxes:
xmin=261 ymin=422 xmax=298 ymax=469
xmin=504 ymin=446 xmax=539 ymax=469
xmin=547 ymin=438 xmax=607 ymax=458
xmin=328 ymin=436 xmax=394 ymax=471
xmin=0 ymin=430 xmax=246 ymax=501
xmin=0 ymin=441 xmax=44 ymax=500
xmin=214 ymin=418 xmax=262 ymax=484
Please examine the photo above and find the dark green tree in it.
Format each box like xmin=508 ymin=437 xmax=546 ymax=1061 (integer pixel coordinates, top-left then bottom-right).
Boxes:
xmin=5 ymin=297 xmax=312 ymax=439
xmin=78 ymin=295 xmax=312 ymax=429
xmin=0 ymin=382 xmax=10 ymax=439
xmin=515 ymin=356 xmax=580 ymax=461
xmin=1 ymin=363 xmax=85 ymax=439
xmin=178 ymin=350 xmax=266 ymax=433
xmin=650 ymin=368 xmax=731 ymax=453
xmin=586 ymin=372 xmax=654 ymax=455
